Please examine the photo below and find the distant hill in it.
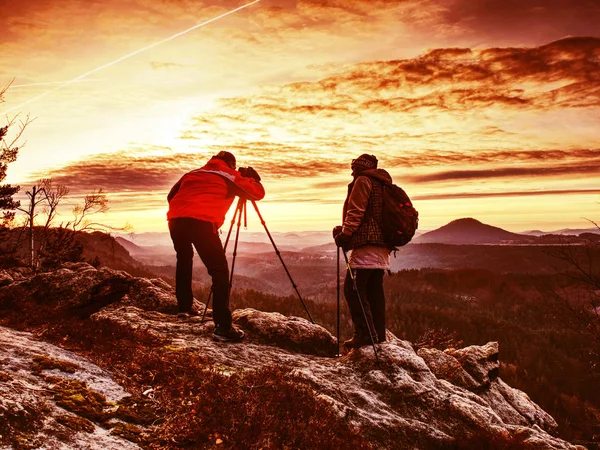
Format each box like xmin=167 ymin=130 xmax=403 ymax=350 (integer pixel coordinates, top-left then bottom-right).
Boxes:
xmin=116 ymin=230 xmax=333 ymax=249
xmin=521 ymin=227 xmax=600 ymax=236
xmin=76 ymin=232 xmax=138 ymax=268
xmin=579 ymin=232 xmax=600 ymax=242
xmin=0 ymin=228 xmax=139 ymax=270
xmin=115 ymin=237 xmax=150 ymax=255
xmin=415 ymin=218 xmax=531 ymax=245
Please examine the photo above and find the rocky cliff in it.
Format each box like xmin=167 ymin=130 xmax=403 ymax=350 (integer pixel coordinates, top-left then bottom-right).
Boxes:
xmin=0 ymin=263 xmax=586 ymax=449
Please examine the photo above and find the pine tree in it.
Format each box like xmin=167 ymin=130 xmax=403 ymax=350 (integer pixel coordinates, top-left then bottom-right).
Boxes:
xmin=0 ymin=86 xmax=31 ymax=229
xmin=0 ymin=126 xmax=20 ymax=228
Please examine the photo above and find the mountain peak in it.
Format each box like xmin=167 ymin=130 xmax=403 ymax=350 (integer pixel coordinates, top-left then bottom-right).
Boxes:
xmin=446 ymin=217 xmax=484 ymax=227
xmin=416 ymin=218 xmax=530 ymax=245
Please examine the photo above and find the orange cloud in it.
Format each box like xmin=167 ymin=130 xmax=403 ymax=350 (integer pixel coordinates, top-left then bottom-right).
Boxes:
xmin=407 ymin=163 xmax=600 ymax=183
xmin=32 ymin=38 xmax=600 ymax=199
xmin=414 ymin=189 xmax=600 ymax=201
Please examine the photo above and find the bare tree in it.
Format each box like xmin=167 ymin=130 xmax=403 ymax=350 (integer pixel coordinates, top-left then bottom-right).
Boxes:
xmin=69 ymin=189 xmax=110 ymax=232
xmin=546 ymin=221 xmax=600 ymax=372
xmin=35 ymin=179 xmax=70 ymax=268
xmin=33 ymin=187 xmax=129 ymax=270
xmin=13 ymin=181 xmax=123 ymax=269
xmin=16 ymin=183 xmax=47 ymax=268
xmin=40 ymin=178 xmax=70 ymax=228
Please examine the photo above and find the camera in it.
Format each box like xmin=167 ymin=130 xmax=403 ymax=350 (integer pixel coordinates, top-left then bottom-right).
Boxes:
xmin=238 ymin=166 xmax=261 ymax=182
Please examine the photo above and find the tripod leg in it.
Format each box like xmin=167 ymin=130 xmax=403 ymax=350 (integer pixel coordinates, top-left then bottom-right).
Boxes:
xmin=224 ymin=198 xmax=245 ymax=253
xmin=337 ymin=246 xmax=341 ymax=357
xmin=201 ymin=198 xmax=244 ymax=323
xmin=342 ymin=249 xmax=379 ymax=363
xmin=250 ymin=201 xmax=315 ymax=324
xmin=229 ymin=199 xmax=245 ymax=290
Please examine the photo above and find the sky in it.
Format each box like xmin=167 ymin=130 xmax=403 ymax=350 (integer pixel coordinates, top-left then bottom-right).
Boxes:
xmin=1 ymin=0 xmax=600 ymax=233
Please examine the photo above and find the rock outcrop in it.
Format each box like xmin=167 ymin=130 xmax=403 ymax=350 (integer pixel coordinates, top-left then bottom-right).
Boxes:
xmin=0 ymin=264 xmax=585 ymax=449
xmin=0 ymin=326 xmax=141 ymax=449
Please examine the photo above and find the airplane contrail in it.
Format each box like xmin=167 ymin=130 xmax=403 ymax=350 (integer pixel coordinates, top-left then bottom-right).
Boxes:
xmin=11 ymin=79 xmax=104 ymax=89
xmin=2 ymin=0 xmax=260 ymax=115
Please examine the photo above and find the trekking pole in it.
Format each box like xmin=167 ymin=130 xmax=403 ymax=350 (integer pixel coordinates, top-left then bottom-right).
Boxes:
xmin=341 ymin=249 xmax=379 ymax=363
xmin=201 ymin=197 xmax=244 ymax=322
xmin=336 ymin=246 xmax=341 ymax=357
xmin=250 ymin=200 xmax=315 ymax=324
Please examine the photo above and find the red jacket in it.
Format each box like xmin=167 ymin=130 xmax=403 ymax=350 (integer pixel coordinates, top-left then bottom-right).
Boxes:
xmin=167 ymin=157 xmax=265 ymax=228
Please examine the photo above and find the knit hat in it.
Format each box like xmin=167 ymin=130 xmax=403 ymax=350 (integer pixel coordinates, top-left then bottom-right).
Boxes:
xmin=215 ymin=151 xmax=236 ymax=169
xmin=351 ymin=154 xmax=378 ymax=170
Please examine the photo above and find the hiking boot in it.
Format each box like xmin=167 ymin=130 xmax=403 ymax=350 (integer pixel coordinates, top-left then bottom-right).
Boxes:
xmin=213 ymin=325 xmax=245 ymax=343
xmin=343 ymin=335 xmax=372 ymax=349
xmin=176 ymin=310 xmax=200 ymax=319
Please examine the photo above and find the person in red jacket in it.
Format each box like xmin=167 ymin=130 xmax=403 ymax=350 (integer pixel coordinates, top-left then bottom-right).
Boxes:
xmin=167 ymin=151 xmax=265 ymax=342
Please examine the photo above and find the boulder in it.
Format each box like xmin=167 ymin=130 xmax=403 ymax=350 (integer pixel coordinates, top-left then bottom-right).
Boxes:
xmin=0 ymin=271 xmax=13 ymax=287
xmin=446 ymin=341 xmax=500 ymax=389
xmin=233 ymin=308 xmax=337 ymax=357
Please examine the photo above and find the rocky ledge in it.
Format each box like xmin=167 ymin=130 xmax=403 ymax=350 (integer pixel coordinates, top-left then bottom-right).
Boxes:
xmin=0 ymin=263 xmax=586 ymax=449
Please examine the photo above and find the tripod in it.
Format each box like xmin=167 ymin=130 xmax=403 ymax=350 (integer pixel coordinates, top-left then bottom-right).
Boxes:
xmin=201 ymin=197 xmax=315 ymax=324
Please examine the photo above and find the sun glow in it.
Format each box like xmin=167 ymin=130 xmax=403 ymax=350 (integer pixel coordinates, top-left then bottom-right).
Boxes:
xmin=2 ymin=1 xmax=599 ymax=233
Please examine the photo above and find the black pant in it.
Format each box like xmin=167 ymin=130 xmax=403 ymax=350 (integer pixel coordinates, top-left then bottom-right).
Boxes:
xmin=169 ymin=218 xmax=231 ymax=329
xmin=344 ymin=269 xmax=386 ymax=342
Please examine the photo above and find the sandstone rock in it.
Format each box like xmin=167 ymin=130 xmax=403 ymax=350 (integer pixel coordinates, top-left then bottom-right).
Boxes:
xmin=418 ymin=347 xmax=480 ymax=390
xmin=483 ymin=378 xmax=559 ymax=433
xmin=0 ymin=326 xmax=141 ymax=449
xmin=232 ymin=308 xmax=337 ymax=356
xmin=0 ymin=263 xmax=586 ymax=450
xmin=446 ymin=341 xmax=500 ymax=389
xmin=0 ymin=264 xmax=197 ymax=320
xmin=4 ymin=266 xmax=32 ymax=281
xmin=0 ymin=270 xmax=13 ymax=287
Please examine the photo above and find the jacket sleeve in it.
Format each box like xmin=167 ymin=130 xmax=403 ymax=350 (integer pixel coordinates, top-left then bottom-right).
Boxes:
xmin=342 ymin=176 xmax=372 ymax=235
xmin=231 ymin=175 xmax=266 ymax=201
xmin=167 ymin=177 xmax=183 ymax=202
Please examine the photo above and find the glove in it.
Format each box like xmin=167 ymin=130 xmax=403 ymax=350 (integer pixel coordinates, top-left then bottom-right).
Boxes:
xmin=334 ymin=230 xmax=352 ymax=248
xmin=332 ymin=226 xmax=342 ymax=240
xmin=239 ymin=166 xmax=261 ymax=182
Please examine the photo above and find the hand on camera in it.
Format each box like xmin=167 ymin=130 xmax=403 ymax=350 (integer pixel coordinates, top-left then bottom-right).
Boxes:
xmin=239 ymin=166 xmax=261 ymax=182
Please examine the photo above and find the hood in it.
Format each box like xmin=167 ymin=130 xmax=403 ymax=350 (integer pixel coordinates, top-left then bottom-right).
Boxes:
xmin=360 ymin=168 xmax=392 ymax=184
xmin=202 ymin=156 xmax=232 ymax=171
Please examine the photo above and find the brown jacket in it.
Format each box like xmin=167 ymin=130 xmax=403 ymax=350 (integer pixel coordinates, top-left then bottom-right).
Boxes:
xmin=342 ymin=168 xmax=393 ymax=249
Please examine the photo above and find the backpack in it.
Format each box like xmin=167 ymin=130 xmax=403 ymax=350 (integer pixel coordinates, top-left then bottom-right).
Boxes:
xmin=379 ymin=182 xmax=419 ymax=248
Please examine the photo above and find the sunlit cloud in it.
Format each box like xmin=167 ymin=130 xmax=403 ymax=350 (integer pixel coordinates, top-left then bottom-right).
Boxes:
xmin=20 ymin=36 xmax=600 ymax=232
xmin=443 ymin=0 xmax=600 ymax=44
xmin=3 ymin=0 xmax=600 ymax=231
xmin=414 ymin=189 xmax=600 ymax=201
xmin=408 ymin=163 xmax=600 ymax=183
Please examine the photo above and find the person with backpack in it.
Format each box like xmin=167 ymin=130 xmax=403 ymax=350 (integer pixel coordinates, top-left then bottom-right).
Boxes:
xmin=333 ymin=154 xmax=394 ymax=349
xmin=167 ymin=151 xmax=265 ymax=343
